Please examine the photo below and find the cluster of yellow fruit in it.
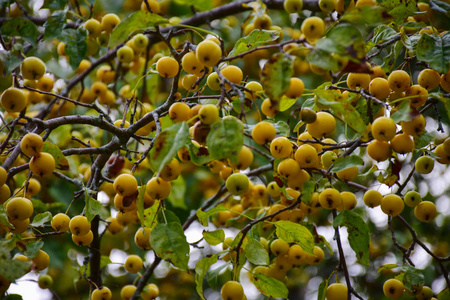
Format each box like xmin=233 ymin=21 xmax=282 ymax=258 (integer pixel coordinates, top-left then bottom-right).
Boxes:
xmin=383 ymin=278 xmax=437 ymax=300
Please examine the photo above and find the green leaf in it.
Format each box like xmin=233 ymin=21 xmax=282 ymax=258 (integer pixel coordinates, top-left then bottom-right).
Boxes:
xmin=24 ymin=240 xmax=44 ymax=258
xmin=430 ymin=0 xmax=450 ymax=16
xmin=0 ymin=258 xmax=31 ymax=281
xmin=377 ymin=263 xmax=399 ymax=273
xmin=333 ymin=210 xmax=370 ymax=265
xmin=167 ymin=176 xmax=187 ymax=209
xmin=301 ymin=180 xmax=315 ymax=206
xmin=0 ymin=205 xmax=13 ymax=230
xmin=416 ymin=33 xmax=450 ymax=74
xmin=206 ymin=263 xmax=229 ymax=290
xmin=341 ymin=6 xmax=392 ymax=25
xmin=438 ymin=288 xmax=450 ymax=300
xmin=109 ymin=11 xmax=168 ymax=46
xmin=1 ymin=18 xmax=39 ymax=46
xmin=44 ymin=10 xmax=67 ymax=40
xmin=315 ymin=90 xmax=366 ymax=135
xmin=150 ymin=222 xmax=190 ymax=270
xmin=228 ymin=29 xmax=280 ymax=58
xmin=401 ymin=265 xmax=424 ymax=290
xmin=382 ymin=40 xmax=403 ymax=73
xmin=186 ymin=142 xmax=213 ymax=165
xmin=150 ymin=122 xmax=190 ymax=175
xmin=252 ymin=272 xmax=289 ymax=298
xmin=195 ymin=254 xmax=218 ymax=300
xmin=317 ymin=278 xmax=329 ymax=300
xmin=136 ymin=186 xmax=159 ymax=228
xmin=42 ymin=0 xmax=68 ymax=9
xmin=245 ymin=237 xmax=269 ymax=266
xmin=279 ymin=96 xmax=297 ymax=112
xmin=203 ymin=229 xmax=225 ymax=246
xmin=266 ymin=120 xmax=290 ymax=137
xmin=415 ymin=132 xmax=435 ymax=149
xmin=331 ymin=155 xmax=364 ymax=173
xmin=315 ymin=24 xmax=365 ymax=60
xmin=206 ymin=118 xmax=244 ymax=165
xmin=59 ymin=28 xmax=87 ymax=71
xmin=307 ymin=48 xmax=338 ymax=71
xmin=42 ymin=141 xmax=70 ymax=171
xmin=379 ymin=0 xmax=417 ymax=24
xmin=0 ymin=50 xmax=21 ymax=74
xmin=275 ymin=220 xmax=315 ymax=255
xmin=157 ymin=209 xmax=180 ymax=224
xmin=173 ymin=0 xmax=213 ymax=11
xmin=48 ymin=124 xmax=72 ymax=148
xmin=3 ymin=295 xmax=23 ymax=300
xmin=197 ymin=205 xmax=228 ymax=226
xmin=30 ymin=212 xmax=52 ymax=227
xmin=260 ymin=52 xmax=294 ymax=101
xmin=371 ymin=25 xmax=400 ymax=45
xmin=404 ymin=35 xmax=421 ymax=53
xmin=85 ymin=193 xmax=102 ymax=222
xmin=390 ymin=101 xmax=415 ymax=123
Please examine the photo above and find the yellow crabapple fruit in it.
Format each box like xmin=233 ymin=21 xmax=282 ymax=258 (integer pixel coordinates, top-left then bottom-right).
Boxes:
xmin=91 ymin=286 xmax=112 ymax=300
xmin=160 ymin=157 xmax=181 ymax=181
xmin=156 ymin=56 xmax=179 ymax=78
xmin=369 ymin=77 xmax=390 ymax=100
xmin=405 ymin=84 xmax=428 ymax=108
xmin=336 ymin=166 xmax=359 ymax=182
xmin=261 ymin=98 xmax=280 ymax=117
xmin=196 ymin=40 xmax=222 ymax=68
xmin=306 ymin=111 xmax=336 ymax=138
xmin=221 ymin=281 xmax=244 ymax=300
xmin=207 ymin=72 xmax=221 ymax=91
xmin=69 ymin=215 xmax=91 ymax=236
xmin=117 ymin=46 xmax=135 ymax=63
xmin=270 ymin=137 xmax=293 ymax=159
xmin=169 ymin=102 xmax=191 ymax=123
xmin=113 ymin=174 xmax=138 ymax=197
xmin=252 ymin=121 xmax=276 ymax=144
xmin=51 ymin=213 xmax=70 ymax=232
xmin=1 ymin=87 xmax=27 ymax=113
xmin=72 ymin=230 xmax=94 ymax=246
xmin=404 ymin=190 xmax=421 ymax=207
xmin=415 ymin=156 xmax=434 ymax=174
xmin=6 ymin=197 xmax=33 ymax=221
xmin=198 ymin=104 xmax=219 ymax=125
xmin=434 ymin=144 xmax=450 ymax=164
xmin=37 ymin=274 xmax=53 ymax=289
xmin=244 ymin=81 xmax=263 ymax=100
xmin=294 ymin=144 xmax=319 ymax=168
xmin=319 ymin=0 xmax=337 ymax=11
xmin=83 ymin=19 xmax=101 ymax=38
xmin=141 ymin=283 xmax=159 ymax=300
xmin=284 ymin=0 xmax=303 ymax=13
xmin=371 ymin=116 xmax=397 ymax=142
xmin=20 ymin=132 xmax=43 ymax=157
xmin=367 ymin=140 xmax=391 ymax=161
xmin=418 ymin=69 xmax=440 ymax=90
xmin=124 ymin=254 xmax=143 ymax=273
xmin=380 ymin=194 xmax=404 ymax=217
xmin=221 ymin=65 xmax=243 ymax=87
xmin=363 ymin=190 xmax=382 ymax=208
xmin=390 ymin=133 xmax=414 ymax=154
xmin=181 ymin=51 xmax=204 ymax=76
xmin=301 ymin=17 xmax=325 ymax=41
xmin=326 ymin=283 xmax=348 ymax=300
xmin=319 ymin=188 xmax=341 ymax=209
xmin=347 ymin=73 xmax=371 ymax=90
xmin=414 ymin=201 xmax=437 ymax=222
xmin=134 ymin=227 xmax=152 ymax=250
xmin=267 ymin=181 xmax=281 ymax=197
xmin=401 ymin=114 xmax=426 ymax=136
xmin=383 ymin=279 xmax=404 ymax=299
xmin=21 ymin=57 xmax=46 ymax=80
xmin=230 ymin=146 xmax=254 ymax=170
xmin=9 ymin=218 xmax=30 ymax=234
xmin=32 ymin=250 xmax=50 ymax=271
xmin=0 ymin=185 xmax=11 ymax=204
xmin=145 ymin=177 xmax=171 ymax=199
xmin=305 ymin=246 xmax=325 ymax=265
xmin=300 ymin=108 xmax=317 ymax=124
xmin=0 ymin=166 xmax=6 ymax=186
xmin=226 ymin=173 xmax=249 ymax=195
xmin=121 ymin=285 xmax=137 ymax=300
xmin=100 ymin=13 xmax=120 ymax=33
xmin=285 ymin=77 xmax=305 ymax=98
xmin=388 ymin=70 xmax=410 ymax=92
xmin=277 ymin=158 xmax=301 ymax=178
xmin=270 ymin=239 xmax=290 ymax=256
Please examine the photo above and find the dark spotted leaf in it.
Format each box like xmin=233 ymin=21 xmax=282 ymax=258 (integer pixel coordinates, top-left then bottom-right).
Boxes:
xmin=252 ymin=272 xmax=288 ymax=298
xmin=228 ymin=29 xmax=280 ymax=57
xmin=261 ymin=52 xmax=294 ymax=101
